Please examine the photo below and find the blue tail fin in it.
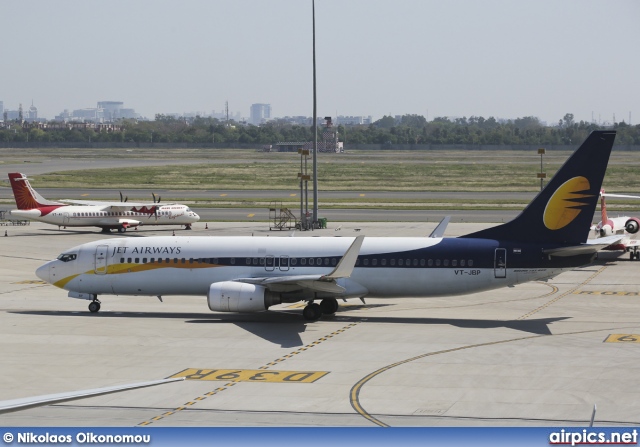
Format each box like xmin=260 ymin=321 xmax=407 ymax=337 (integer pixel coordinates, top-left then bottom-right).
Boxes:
xmin=461 ymin=130 xmax=616 ymax=245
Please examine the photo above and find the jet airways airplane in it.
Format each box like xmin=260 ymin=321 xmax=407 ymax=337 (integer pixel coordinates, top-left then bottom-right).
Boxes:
xmin=36 ymin=131 xmax=617 ymax=320
xmin=7 ymin=173 xmax=200 ymax=233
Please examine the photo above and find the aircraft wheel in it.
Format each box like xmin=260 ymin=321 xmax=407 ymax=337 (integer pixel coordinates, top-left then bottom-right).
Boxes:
xmin=118 ymin=227 xmax=126 ymax=233
xmin=303 ymin=303 xmax=323 ymax=321
xmin=88 ymin=301 xmax=101 ymax=313
xmin=320 ymin=298 xmax=339 ymax=315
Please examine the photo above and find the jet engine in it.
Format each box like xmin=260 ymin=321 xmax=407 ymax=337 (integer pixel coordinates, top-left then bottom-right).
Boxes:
xmin=625 ymin=218 xmax=640 ymax=234
xmin=207 ymin=281 xmax=281 ymax=313
xmin=599 ymin=224 xmax=613 ymax=237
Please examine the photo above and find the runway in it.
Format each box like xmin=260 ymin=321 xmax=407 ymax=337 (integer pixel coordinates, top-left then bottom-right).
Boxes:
xmin=1 ymin=222 xmax=640 ymax=426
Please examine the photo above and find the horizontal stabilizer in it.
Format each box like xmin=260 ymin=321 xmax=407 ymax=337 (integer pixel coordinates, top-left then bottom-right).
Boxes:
xmin=543 ymin=236 xmax=623 ymax=257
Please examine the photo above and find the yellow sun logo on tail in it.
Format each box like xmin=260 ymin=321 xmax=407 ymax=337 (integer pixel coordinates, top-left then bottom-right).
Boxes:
xmin=543 ymin=176 xmax=593 ymax=230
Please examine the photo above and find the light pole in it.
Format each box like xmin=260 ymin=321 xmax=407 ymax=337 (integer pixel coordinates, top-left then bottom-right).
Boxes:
xmin=311 ymin=0 xmax=318 ymax=228
xmin=537 ymin=148 xmax=546 ymax=191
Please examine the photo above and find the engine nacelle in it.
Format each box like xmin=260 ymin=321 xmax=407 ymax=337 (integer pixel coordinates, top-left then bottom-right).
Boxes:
xmin=207 ymin=281 xmax=281 ymax=313
xmin=599 ymin=224 xmax=613 ymax=237
xmin=625 ymin=218 xmax=640 ymax=234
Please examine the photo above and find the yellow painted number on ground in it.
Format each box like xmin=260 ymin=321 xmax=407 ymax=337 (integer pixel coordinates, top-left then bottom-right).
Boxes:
xmin=170 ymin=368 xmax=328 ymax=383
xmin=604 ymin=334 xmax=640 ymax=343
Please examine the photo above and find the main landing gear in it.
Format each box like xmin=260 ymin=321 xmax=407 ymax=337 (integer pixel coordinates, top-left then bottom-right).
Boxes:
xmin=88 ymin=298 xmax=101 ymax=313
xmin=302 ymin=298 xmax=339 ymax=321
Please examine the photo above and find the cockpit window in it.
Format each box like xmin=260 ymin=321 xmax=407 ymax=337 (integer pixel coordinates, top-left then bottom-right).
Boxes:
xmin=57 ymin=253 xmax=77 ymax=262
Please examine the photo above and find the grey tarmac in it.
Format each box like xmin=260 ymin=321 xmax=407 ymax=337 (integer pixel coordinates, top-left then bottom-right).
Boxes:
xmin=1 ymin=221 xmax=639 ymax=427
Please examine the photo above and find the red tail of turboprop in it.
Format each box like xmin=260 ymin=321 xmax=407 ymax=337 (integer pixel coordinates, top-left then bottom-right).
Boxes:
xmin=8 ymin=173 xmax=64 ymax=210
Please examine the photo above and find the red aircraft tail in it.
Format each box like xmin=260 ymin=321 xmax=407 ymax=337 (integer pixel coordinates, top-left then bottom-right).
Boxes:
xmin=8 ymin=173 xmax=64 ymax=210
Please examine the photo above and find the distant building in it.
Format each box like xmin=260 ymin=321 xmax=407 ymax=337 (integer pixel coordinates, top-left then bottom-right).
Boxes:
xmin=250 ymin=103 xmax=271 ymax=125
xmin=336 ymin=115 xmax=373 ymax=125
xmin=55 ymin=101 xmax=139 ymax=123
xmin=0 ymin=101 xmax=4 ymax=119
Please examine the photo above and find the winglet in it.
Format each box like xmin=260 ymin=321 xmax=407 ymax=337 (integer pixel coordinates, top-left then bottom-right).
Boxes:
xmin=322 ymin=235 xmax=364 ymax=280
xmin=429 ymin=216 xmax=450 ymax=238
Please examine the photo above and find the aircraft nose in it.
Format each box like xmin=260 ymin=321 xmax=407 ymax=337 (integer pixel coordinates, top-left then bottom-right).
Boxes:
xmin=35 ymin=262 xmax=51 ymax=284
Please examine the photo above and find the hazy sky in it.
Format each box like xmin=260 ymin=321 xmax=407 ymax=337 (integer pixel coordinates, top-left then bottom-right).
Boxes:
xmin=2 ymin=0 xmax=638 ymax=124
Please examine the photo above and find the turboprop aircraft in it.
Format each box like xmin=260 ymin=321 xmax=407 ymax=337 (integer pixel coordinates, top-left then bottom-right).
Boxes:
xmin=7 ymin=173 xmax=200 ymax=233
xmin=591 ymin=190 xmax=640 ymax=259
xmin=36 ymin=131 xmax=617 ymax=321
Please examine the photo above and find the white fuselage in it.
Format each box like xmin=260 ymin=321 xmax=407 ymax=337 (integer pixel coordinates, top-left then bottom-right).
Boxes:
xmin=11 ymin=204 xmax=199 ymax=229
xmin=36 ymin=236 xmax=583 ymax=302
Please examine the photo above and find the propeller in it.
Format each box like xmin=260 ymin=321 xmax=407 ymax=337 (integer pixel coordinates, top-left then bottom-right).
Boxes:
xmin=119 ymin=191 xmax=128 ymax=202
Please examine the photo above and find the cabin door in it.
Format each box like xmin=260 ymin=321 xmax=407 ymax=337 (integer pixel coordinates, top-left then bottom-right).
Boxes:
xmin=494 ymin=248 xmax=507 ymax=278
xmin=95 ymin=245 xmax=109 ymax=275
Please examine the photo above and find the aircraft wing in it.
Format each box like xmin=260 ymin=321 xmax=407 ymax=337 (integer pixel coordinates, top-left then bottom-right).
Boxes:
xmin=234 ymin=236 xmax=364 ymax=294
xmin=543 ymin=236 xmax=624 ymax=257
xmin=602 ymin=193 xmax=640 ymax=200
xmin=60 ymin=199 xmax=173 ymax=208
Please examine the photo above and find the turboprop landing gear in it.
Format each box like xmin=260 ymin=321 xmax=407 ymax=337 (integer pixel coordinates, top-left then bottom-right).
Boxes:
xmin=303 ymin=302 xmax=322 ymax=321
xmin=88 ymin=299 xmax=101 ymax=313
xmin=185 ymin=224 xmax=192 ymax=230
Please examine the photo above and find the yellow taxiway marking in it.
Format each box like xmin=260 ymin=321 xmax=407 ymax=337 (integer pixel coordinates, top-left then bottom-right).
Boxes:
xmin=139 ymin=322 xmax=358 ymax=427
xmin=290 ymin=193 xmax=297 ymax=197
xmin=247 ymin=213 xmax=255 ymax=218
xmin=170 ymin=368 xmax=328 ymax=383
xmin=219 ymin=193 xmax=227 ymax=197
xmin=576 ymin=291 xmax=640 ymax=297
xmin=81 ymin=193 xmax=90 ymax=197
xmin=604 ymin=334 xmax=640 ymax=343
xmin=359 ymin=194 xmax=366 ymax=197
xmin=12 ymin=280 xmax=47 ymax=285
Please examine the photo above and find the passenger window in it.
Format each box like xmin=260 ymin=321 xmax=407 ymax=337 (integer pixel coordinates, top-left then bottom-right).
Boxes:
xmin=436 ymin=259 xmax=441 ymax=267
xmin=390 ymin=259 xmax=396 ymax=266
xmin=460 ymin=260 xmax=466 ymax=267
xmin=120 ymin=258 xmax=125 ymax=263
xmin=381 ymin=259 xmax=387 ymax=266
xmin=135 ymin=258 xmax=139 ymax=263
xmin=363 ymin=259 xmax=369 ymax=266
xmin=372 ymin=259 xmax=377 ymax=266
xmin=413 ymin=259 xmax=418 ymax=266
xmin=398 ymin=259 xmax=403 ymax=266
xmin=452 ymin=260 xmax=457 ymax=267
xmin=301 ymin=258 xmax=306 ymax=266
xmin=127 ymin=258 xmax=132 ymax=263
xmin=420 ymin=259 xmax=425 ymax=266
xmin=309 ymin=258 xmax=315 ymax=266
xmin=444 ymin=259 xmax=449 ymax=267
xmin=428 ymin=259 xmax=433 ymax=267
xmin=468 ymin=260 xmax=474 ymax=267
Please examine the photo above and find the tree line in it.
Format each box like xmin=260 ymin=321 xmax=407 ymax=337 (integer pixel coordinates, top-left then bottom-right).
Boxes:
xmin=1 ymin=113 xmax=639 ymax=146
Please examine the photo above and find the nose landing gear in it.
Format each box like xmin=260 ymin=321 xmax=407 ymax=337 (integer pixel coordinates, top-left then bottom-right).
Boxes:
xmin=88 ymin=299 xmax=102 ymax=313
